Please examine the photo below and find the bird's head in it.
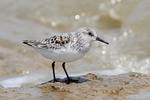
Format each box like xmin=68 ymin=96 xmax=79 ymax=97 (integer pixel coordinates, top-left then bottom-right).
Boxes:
xmin=77 ymin=27 xmax=109 ymax=45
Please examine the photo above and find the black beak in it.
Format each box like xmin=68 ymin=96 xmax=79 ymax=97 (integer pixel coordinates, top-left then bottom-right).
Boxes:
xmin=96 ymin=37 xmax=109 ymax=45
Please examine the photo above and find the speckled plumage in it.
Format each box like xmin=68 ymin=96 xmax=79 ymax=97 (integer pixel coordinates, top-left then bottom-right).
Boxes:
xmin=23 ymin=33 xmax=71 ymax=49
xmin=23 ymin=27 xmax=109 ymax=62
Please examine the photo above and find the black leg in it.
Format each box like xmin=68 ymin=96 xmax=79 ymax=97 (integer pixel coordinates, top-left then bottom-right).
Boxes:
xmin=52 ymin=61 xmax=56 ymax=82
xmin=62 ymin=62 xmax=70 ymax=83
xmin=40 ymin=61 xmax=90 ymax=85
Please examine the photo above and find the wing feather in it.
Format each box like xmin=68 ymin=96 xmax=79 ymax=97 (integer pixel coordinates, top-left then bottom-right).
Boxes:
xmin=23 ymin=33 xmax=71 ymax=50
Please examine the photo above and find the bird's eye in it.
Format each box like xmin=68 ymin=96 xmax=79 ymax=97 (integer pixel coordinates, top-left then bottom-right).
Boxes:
xmin=88 ymin=32 xmax=94 ymax=36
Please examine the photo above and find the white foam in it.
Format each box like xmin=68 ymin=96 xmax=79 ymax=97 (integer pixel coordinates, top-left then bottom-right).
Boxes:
xmin=0 ymin=68 xmax=127 ymax=88
xmin=0 ymin=71 xmax=50 ymax=88
xmin=97 ymin=68 xmax=127 ymax=75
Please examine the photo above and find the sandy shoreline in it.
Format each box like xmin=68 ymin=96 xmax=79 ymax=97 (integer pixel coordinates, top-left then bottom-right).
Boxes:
xmin=0 ymin=72 xmax=150 ymax=100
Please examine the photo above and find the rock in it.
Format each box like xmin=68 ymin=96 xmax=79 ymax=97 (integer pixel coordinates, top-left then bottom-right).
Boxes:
xmin=1 ymin=72 xmax=150 ymax=100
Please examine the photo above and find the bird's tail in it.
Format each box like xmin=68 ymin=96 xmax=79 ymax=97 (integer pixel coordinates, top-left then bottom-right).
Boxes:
xmin=22 ymin=40 xmax=33 ymax=47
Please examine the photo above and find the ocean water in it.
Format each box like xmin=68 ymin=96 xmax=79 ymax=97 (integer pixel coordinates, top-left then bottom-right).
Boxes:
xmin=0 ymin=0 xmax=150 ymax=88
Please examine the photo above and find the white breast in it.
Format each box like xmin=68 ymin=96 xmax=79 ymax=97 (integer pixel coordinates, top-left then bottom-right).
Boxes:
xmin=35 ymin=48 xmax=85 ymax=62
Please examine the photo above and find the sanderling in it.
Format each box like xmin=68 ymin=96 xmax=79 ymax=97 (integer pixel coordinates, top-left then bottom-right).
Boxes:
xmin=23 ymin=27 xmax=109 ymax=84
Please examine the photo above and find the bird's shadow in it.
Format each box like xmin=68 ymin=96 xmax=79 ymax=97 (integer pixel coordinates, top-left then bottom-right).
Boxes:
xmin=40 ymin=77 xmax=90 ymax=85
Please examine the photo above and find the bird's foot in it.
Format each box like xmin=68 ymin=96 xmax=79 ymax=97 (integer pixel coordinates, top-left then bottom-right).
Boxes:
xmin=40 ymin=78 xmax=61 ymax=85
xmin=40 ymin=77 xmax=90 ymax=85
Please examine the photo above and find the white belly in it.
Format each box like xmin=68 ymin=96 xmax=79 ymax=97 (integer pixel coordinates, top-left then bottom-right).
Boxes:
xmin=35 ymin=48 xmax=85 ymax=62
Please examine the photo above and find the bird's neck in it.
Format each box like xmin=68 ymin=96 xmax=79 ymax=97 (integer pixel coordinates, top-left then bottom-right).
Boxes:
xmin=73 ymin=32 xmax=92 ymax=53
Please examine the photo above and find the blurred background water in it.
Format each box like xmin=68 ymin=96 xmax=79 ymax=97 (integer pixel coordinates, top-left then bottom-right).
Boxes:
xmin=0 ymin=0 xmax=150 ymax=88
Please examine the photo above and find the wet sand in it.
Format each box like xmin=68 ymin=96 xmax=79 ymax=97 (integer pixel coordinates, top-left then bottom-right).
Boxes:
xmin=1 ymin=72 xmax=150 ymax=100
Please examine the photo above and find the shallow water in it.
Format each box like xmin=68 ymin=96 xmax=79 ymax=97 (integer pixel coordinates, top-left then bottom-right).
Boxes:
xmin=0 ymin=0 xmax=150 ymax=88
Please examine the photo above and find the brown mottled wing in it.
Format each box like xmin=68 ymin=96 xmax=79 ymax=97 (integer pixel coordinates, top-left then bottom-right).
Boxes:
xmin=23 ymin=40 xmax=48 ymax=48
xmin=23 ymin=34 xmax=71 ymax=49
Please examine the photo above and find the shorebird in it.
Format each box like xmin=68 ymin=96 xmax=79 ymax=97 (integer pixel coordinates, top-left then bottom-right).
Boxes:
xmin=23 ymin=27 xmax=109 ymax=84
